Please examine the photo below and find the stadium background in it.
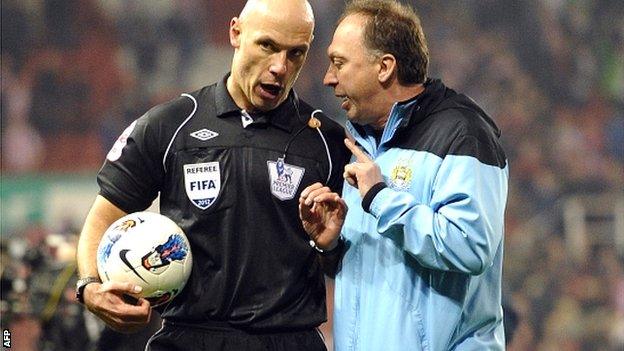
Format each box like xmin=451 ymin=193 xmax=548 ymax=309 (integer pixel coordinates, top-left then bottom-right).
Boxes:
xmin=1 ymin=0 xmax=623 ymax=350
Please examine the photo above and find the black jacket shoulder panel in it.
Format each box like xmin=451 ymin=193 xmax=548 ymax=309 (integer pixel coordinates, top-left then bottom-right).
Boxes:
xmin=395 ymin=80 xmax=507 ymax=168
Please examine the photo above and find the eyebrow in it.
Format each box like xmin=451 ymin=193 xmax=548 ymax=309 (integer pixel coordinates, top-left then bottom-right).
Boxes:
xmin=257 ymin=36 xmax=309 ymax=53
xmin=328 ymin=52 xmax=345 ymax=61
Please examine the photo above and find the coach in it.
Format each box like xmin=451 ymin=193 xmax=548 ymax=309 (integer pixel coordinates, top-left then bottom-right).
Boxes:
xmin=300 ymin=0 xmax=510 ymax=350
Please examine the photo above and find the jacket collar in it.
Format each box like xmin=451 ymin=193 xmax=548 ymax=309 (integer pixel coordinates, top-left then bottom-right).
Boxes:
xmin=345 ymin=78 xmax=450 ymax=152
xmin=396 ymin=78 xmax=447 ymax=129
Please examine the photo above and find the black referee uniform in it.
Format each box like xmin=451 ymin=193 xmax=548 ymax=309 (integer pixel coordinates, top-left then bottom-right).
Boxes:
xmin=98 ymin=75 xmax=350 ymax=350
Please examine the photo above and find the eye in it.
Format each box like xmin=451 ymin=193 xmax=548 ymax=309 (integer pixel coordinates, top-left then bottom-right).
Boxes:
xmin=289 ymin=48 xmax=306 ymax=60
xmin=258 ymin=40 xmax=276 ymax=52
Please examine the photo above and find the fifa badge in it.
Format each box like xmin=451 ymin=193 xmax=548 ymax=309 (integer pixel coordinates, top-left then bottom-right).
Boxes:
xmin=184 ymin=162 xmax=221 ymax=210
xmin=267 ymin=157 xmax=305 ymax=200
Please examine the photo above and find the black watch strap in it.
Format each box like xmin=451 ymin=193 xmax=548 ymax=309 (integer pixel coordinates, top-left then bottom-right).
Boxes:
xmin=310 ymin=237 xmax=344 ymax=256
xmin=76 ymin=277 xmax=102 ymax=304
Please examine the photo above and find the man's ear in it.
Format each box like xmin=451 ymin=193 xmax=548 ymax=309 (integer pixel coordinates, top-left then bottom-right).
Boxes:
xmin=378 ymin=54 xmax=397 ymax=84
xmin=229 ymin=17 xmax=241 ymax=48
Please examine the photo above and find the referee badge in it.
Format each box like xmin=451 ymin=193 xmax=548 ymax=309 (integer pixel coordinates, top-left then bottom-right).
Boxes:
xmin=267 ymin=157 xmax=305 ymax=200
xmin=184 ymin=162 xmax=221 ymax=210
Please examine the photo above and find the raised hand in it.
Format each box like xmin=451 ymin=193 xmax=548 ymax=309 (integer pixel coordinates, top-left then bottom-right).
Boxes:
xmin=299 ymin=183 xmax=347 ymax=250
xmin=343 ymin=138 xmax=385 ymax=198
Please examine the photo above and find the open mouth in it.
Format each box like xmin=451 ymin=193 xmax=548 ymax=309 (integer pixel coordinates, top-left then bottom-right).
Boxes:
xmin=259 ymin=83 xmax=282 ymax=99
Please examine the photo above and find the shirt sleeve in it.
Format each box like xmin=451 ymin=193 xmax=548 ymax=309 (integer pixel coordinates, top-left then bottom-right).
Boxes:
xmin=368 ymin=134 xmax=509 ymax=275
xmin=97 ymin=111 xmax=165 ymax=213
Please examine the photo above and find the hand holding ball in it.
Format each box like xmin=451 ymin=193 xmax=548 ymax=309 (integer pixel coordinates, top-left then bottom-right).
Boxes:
xmin=96 ymin=212 xmax=193 ymax=306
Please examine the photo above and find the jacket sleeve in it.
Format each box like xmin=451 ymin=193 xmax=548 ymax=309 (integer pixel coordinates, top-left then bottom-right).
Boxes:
xmin=367 ymin=136 xmax=509 ymax=275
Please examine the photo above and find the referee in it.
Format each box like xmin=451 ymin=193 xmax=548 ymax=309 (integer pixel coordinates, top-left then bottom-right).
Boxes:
xmin=75 ymin=1 xmax=349 ymax=350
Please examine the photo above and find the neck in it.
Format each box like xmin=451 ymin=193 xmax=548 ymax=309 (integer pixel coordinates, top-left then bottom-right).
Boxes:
xmin=393 ymin=83 xmax=425 ymax=103
xmin=372 ymin=83 xmax=425 ymax=129
xmin=370 ymin=115 xmax=389 ymax=130
xmin=226 ymin=74 xmax=254 ymax=112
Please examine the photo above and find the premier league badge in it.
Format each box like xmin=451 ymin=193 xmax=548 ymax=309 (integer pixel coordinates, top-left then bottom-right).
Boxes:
xmin=107 ymin=120 xmax=137 ymax=162
xmin=184 ymin=162 xmax=221 ymax=210
xmin=267 ymin=157 xmax=305 ymax=200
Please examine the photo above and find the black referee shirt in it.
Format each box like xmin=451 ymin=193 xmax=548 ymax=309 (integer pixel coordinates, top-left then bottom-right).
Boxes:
xmin=98 ymin=75 xmax=350 ymax=331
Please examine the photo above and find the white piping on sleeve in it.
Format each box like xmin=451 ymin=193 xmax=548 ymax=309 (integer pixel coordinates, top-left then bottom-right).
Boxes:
xmin=311 ymin=109 xmax=333 ymax=184
xmin=162 ymin=93 xmax=198 ymax=172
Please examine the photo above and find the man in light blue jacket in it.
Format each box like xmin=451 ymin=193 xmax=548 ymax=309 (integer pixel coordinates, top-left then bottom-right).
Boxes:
xmin=299 ymin=0 xmax=509 ymax=349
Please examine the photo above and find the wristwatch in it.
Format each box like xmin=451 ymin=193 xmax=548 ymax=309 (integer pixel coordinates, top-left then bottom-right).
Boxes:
xmin=75 ymin=276 xmax=102 ymax=304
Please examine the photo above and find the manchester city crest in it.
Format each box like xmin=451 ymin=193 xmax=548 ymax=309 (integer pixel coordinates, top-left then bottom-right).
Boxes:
xmin=390 ymin=160 xmax=413 ymax=190
xmin=267 ymin=158 xmax=305 ymax=200
xmin=184 ymin=162 xmax=221 ymax=210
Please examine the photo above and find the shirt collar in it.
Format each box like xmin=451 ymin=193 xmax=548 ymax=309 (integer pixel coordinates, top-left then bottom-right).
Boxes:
xmin=214 ymin=74 xmax=241 ymax=117
xmin=214 ymin=74 xmax=301 ymax=133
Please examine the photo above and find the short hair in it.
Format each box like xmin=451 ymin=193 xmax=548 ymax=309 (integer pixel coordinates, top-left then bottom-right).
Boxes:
xmin=341 ymin=0 xmax=429 ymax=85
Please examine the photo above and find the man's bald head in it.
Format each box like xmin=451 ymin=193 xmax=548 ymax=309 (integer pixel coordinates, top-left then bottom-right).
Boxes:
xmin=239 ymin=0 xmax=315 ymax=32
xmin=226 ymin=0 xmax=316 ymax=112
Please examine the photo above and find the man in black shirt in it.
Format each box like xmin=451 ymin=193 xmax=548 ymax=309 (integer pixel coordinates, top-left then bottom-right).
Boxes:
xmin=75 ymin=1 xmax=349 ymax=350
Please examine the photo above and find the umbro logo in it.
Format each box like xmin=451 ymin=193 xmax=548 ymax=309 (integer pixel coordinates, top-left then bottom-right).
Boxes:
xmin=190 ymin=129 xmax=219 ymax=141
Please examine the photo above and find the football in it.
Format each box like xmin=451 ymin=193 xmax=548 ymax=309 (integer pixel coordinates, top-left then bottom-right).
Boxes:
xmin=96 ymin=211 xmax=193 ymax=306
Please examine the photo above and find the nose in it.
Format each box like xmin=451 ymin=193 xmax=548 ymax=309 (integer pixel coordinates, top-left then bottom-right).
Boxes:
xmin=323 ymin=65 xmax=337 ymax=87
xmin=269 ymin=52 xmax=288 ymax=77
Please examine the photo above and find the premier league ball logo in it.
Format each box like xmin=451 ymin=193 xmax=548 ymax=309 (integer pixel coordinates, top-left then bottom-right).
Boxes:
xmin=142 ymin=234 xmax=189 ymax=273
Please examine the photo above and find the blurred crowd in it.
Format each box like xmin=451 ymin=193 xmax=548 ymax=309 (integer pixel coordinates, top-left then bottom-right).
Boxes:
xmin=1 ymin=0 xmax=623 ymax=350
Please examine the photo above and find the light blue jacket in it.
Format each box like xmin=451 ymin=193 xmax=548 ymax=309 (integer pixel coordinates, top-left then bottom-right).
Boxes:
xmin=333 ymin=80 xmax=509 ymax=350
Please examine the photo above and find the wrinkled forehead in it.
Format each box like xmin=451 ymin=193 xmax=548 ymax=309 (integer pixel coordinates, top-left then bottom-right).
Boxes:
xmin=328 ymin=14 xmax=367 ymax=54
xmin=244 ymin=11 xmax=314 ymax=47
xmin=335 ymin=14 xmax=367 ymax=41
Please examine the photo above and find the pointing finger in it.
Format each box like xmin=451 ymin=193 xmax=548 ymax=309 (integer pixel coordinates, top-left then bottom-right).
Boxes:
xmin=344 ymin=138 xmax=371 ymax=163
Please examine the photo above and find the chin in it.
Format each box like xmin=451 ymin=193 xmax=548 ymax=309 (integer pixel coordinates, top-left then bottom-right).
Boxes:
xmin=249 ymin=96 xmax=271 ymax=110
xmin=346 ymin=111 xmax=360 ymax=122
xmin=257 ymin=102 xmax=279 ymax=112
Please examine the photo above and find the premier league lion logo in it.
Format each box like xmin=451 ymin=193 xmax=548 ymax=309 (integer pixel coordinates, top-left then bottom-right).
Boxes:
xmin=267 ymin=158 xmax=305 ymax=201
xmin=115 ymin=219 xmax=137 ymax=232
xmin=141 ymin=234 xmax=189 ymax=274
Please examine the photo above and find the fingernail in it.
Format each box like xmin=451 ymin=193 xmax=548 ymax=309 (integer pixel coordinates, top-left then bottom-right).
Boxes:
xmin=133 ymin=286 xmax=142 ymax=293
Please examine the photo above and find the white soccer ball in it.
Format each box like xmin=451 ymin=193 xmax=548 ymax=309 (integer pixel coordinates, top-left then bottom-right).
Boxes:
xmin=96 ymin=211 xmax=192 ymax=306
